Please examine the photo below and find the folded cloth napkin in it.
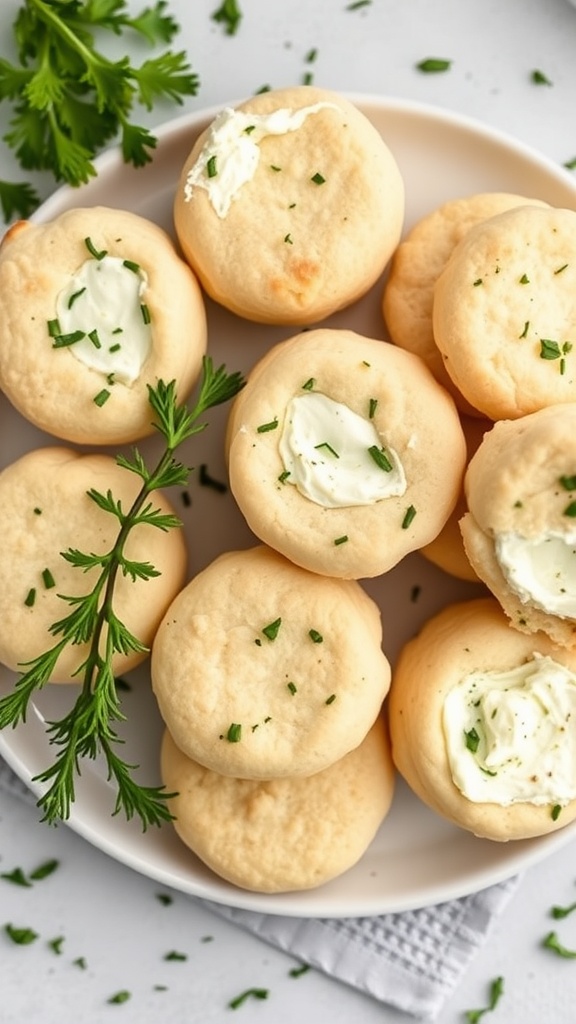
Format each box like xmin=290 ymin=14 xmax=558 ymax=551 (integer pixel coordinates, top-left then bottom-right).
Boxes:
xmin=0 ymin=756 xmax=518 ymax=1020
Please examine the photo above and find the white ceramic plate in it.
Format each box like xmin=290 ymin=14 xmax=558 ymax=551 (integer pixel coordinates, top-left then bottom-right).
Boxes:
xmin=2 ymin=95 xmax=576 ymax=918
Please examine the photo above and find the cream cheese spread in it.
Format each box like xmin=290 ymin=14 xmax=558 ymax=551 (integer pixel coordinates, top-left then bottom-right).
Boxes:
xmin=495 ymin=530 xmax=576 ymax=618
xmin=183 ymin=102 xmax=338 ymax=217
xmin=55 ymin=256 xmax=152 ymax=386
xmin=443 ymin=654 xmax=576 ymax=806
xmin=278 ymin=392 xmax=407 ymax=508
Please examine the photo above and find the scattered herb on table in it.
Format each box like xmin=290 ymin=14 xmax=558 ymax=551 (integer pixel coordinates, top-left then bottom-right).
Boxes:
xmin=228 ymin=987 xmax=269 ymax=1009
xmin=531 ymin=69 xmax=553 ymax=85
xmin=4 ymin=923 xmax=39 ymax=945
xmin=107 ymin=990 xmax=131 ymax=1004
xmin=0 ymin=358 xmax=244 ymax=830
xmin=416 ymin=57 xmax=452 ymax=73
xmin=543 ymin=930 xmax=576 ymax=957
xmin=464 ymin=975 xmax=504 ymax=1022
xmin=0 ymin=0 xmax=199 ymax=222
xmin=212 ymin=0 xmax=243 ymax=35
xmin=551 ymin=899 xmax=576 ymax=919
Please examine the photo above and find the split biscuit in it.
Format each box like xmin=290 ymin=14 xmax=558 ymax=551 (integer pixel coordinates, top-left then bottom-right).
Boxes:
xmin=432 ymin=204 xmax=576 ymax=420
xmin=225 ymin=328 xmax=466 ymax=579
xmin=0 ymin=207 xmax=207 ymax=445
xmin=388 ymin=597 xmax=576 ymax=841
xmin=0 ymin=446 xmax=187 ymax=683
xmin=383 ymin=192 xmax=548 ymax=416
xmin=151 ymin=544 xmax=390 ymax=779
xmin=460 ymin=404 xmax=576 ymax=647
xmin=174 ymin=85 xmax=404 ymax=324
xmin=160 ymin=715 xmax=395 ymax=893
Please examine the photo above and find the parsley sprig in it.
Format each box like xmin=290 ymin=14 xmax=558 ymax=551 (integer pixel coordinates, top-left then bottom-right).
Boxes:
xmin=0 ymin=358 xmax=244 ymax=830
xmin=0 ymin=0 xmax=200 ymax=221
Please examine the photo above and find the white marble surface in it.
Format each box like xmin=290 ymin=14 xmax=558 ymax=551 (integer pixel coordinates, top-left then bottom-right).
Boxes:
xmin=2 ymin=1 xmax=576 ymax=1021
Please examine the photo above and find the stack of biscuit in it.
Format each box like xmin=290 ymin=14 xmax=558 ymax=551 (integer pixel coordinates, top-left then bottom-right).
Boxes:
xmin=383 ymin=194 xmax=576 ymax=841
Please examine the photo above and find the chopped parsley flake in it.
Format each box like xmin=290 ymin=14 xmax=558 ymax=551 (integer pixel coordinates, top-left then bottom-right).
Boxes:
xmin=226 ymin=723 xmax=242 ymax=743
xmin=416 ymin=57 xmax=452 ymax=73
xmin=256 ymin=418 xmax=279 ymax=433
xmin=228 ymin=988 xmax=269 ymax=1010
xmin=368 ymin=445 xmax=393 ymax=472
xmin=311 ymin=172 xmax=326 ymax=185
xmin=42 ymin=568 xmax=55 ymax=589
xmin=464 ymin=976 xmax=504 ymax=1022
xmin=334 ymin=535 xmax=349 ymax=545
xmin=543 ymin=931 xmax=576 ymax=958
xmin=206 ymin=154 xmax=218 ymax=178
xmin=402 ymin=505 xmax=417 ymax=529
xmin=93 ymin=388 xmax=111 ymax=407
xmin=262 ymin=617 xmax=282 ymax=640
xmin=308 ymin=628 xmax=323 ymax=643
xmin=84 ymin=237 xmax=107 ymax=260
xmin=464 ymin=726 xmax=480 ymax=753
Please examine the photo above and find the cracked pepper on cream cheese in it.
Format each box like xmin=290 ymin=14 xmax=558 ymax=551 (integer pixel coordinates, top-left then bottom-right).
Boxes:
xmin=494 ymin=530 xmax=576 ymax=619
xmin=443 ymin=654 xmax=576 ymax=806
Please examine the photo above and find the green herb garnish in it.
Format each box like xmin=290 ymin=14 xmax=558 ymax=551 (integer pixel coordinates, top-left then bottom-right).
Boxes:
xmin=206 ymin=155 xmax=218 ymax=178
xmin=308 ymin=629 xmax=323 ymax=644
xmin=464 ymin=727 xmax=480 ymax=753
xmin=256 ymin=418 xmax=279 ymax=433
xmin=314 ymin=441 xmax=339 ymax=458
xmin=543 ymin=931 xmax=576 ymax=958
xmin=0 ymin=359 xmax=244 ymax=830
xmin=311 ymin=172 xmax=326 ymax=185
xmin=5 ymin=923 xmax=39 ymax=945
xmin=93 ymin=388 xmax=111 ymax=407
xmin=402 ymin=505 xmax=417 ymax=529
xmin=84 ymin=237 xmax=107 ymax=261
xmin=0 ymin=1 xmax=199 ymax=222
xmin=465 ymin=976 xmax=504 ymax=1023
xmin=226 ymin=723 xmax=242 ymax=743
xmin=368 ymin=445 xmax=393 ymax=472
xmin=107 ymin=991 xmax=131 ymax=1005
xmin=531 ymin=69 xmax=552 ymax=85
xmin=211 ymin=0 xmax=243 ymax=35
xmin=228 ymin=988 xmax=269 ymax=1010
xmin=416 ymin=57 xmax=452 ymax=73
xmin=262 ymin=617 xmax=282 ymax=641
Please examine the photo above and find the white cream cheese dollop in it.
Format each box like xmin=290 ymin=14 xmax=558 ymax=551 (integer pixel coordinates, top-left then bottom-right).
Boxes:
xmin=278 ymin=391 xmax=407 ymax=508
xmin=183 ymin=102 xmax=338 ymax=217
xmin=443 ymin=654 xmax=576 ymax=806
xmin=495 ymin=530 xmax=576 ymax=618
xmin=55 ymin=256 xmax=152 ymax=386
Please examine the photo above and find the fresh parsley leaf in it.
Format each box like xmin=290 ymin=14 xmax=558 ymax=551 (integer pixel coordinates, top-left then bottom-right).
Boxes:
xmin=0 ymin=0 xmax=199 ymax=220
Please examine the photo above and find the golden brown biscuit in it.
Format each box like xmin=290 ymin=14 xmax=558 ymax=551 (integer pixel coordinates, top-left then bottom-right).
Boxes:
xmin=382 ymin=192 xmax=548 ymax=415
xmin=420 ymin=414 xmax=491 ymax=581
xmin=225 ymin=328 xmax=466 ymax=579
xmin=0 ymin=447 xmax=187 ymax=683
xmin=432 ymin=205 xmax=576 ymax=420
xmin=173 ymin=85 xmax=404 ymax=324
xmin=388 ymin=597 xmax=576 ymax=841
xmin=460 ymin=404 xmax=576 ymax=647
xmin=151 ymin=544 xmax=390 ymax=779
xmin=0 ymin=207 xmax=207 ymax=444
xmin=160 ymin=715 xmax=395 ymax=893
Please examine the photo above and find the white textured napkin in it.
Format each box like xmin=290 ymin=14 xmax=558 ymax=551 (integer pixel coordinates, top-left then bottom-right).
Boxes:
xmin=0 ymin=756 xmax=518 ymax=1020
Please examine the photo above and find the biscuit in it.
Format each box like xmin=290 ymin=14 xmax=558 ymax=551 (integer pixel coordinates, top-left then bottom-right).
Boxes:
xmin=388 ymin=597 xmax=576 ymax=841
xmin=225 ymin=328 xmax=466 ymax=579
xmin=460 ymin=404 xmax=576 ymax=647
xmin=419 ymin=414 xmax=490 ymax=581
xmin=382 ymin=193 xmax=548 ymax=416
xmin=0 ymin=447 xmax=187 ymax=683
xmin=160 ymin=715 xmax=395 ymax=893
xmin=151 ymin=544 xmax=390 ymax=779
xmin=432 ymin=204 xmax=576 ymax=420
xmin=0 ymin=207 xmax=207 ymax=444
xmin=173 ymin=85 xmax=404 ymax=324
